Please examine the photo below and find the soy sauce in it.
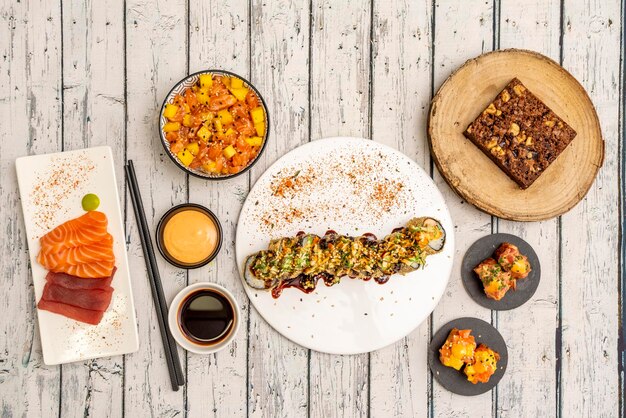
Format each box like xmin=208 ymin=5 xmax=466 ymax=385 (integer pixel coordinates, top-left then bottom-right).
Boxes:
xmin=179 ymin=290 xmax=234 ymax=345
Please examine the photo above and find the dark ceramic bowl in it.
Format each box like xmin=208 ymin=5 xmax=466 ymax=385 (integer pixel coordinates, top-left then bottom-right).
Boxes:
xmin=159 ymin=69 xmax=270 ymax=180
xmin=156 ymin=203 xmax=223 ymax=269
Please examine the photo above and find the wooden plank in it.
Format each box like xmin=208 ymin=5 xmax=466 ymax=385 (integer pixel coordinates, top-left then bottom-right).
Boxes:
xmin=246 ymin=0 xmax=311 ymax=417
xmin=1 ymin=1 xmax=623 ymax=416
xmin=368 ymin=1 xmax=433 ymax=417
xmin=59 ymin=1 xmax=126 ymax=416
xmin=430 ymin=1 xmax=494 ymax=416
xmin=495 ymin=2 xmax=561 ymax=417
xmin=308 ymin=1 xmax=371 ymax=417
xmin=186 ymin=1 xmax=249 ymax=416
xmin=0 ymin=0 xmax=63 ymax=416
xmin=123 ymin=0 xmax=188 ymax=416
xmin=560 ymin=1 xmax=621 ymax=416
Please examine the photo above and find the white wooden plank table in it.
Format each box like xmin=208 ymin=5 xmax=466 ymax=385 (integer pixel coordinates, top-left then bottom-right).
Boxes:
xmin=0 ymin=1 xmax=623 ymax=417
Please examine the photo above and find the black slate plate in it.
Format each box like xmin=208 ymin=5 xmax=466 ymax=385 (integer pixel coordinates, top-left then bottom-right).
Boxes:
xmin=428 ymin=317 xmax=508 ymax=396
xmin=461 ymin=233 xmax=541 ymax=310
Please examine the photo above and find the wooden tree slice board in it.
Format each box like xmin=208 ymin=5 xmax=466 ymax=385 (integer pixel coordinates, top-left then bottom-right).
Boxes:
xmin=428 ymin=49 xmax=604 ymax=221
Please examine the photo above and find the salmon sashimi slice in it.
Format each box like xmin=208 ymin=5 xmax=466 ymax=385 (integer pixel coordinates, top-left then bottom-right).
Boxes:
xmin=41 ymin=282 xmax=114 ymax=312
xmin=39 ymin=211 xmax=109 ymax=252
xmin=37 ymin=236 xmax=115 ymax=269
xmin=40 ymin=227 xmax=111 ymax=255
xmin=37 ymin=299 xmax=104 ymax=325
xmin=44 ymin=267 xmax=116 ymax=290
xmin=56 ymin=259 xmax=116 ymax=279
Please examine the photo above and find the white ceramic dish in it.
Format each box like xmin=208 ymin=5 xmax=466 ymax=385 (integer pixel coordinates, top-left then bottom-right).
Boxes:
xmin=168 ymin=282 xmax=241 ymax=354
xmin=16 ymin=146 xmax=139 ymax=365
xmin=235 ymin=137 xmax=454 ymax=354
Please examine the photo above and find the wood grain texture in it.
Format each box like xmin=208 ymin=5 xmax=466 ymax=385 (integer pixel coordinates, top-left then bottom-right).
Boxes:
xmin=428 ymin=49 xmax=604 ymax=221
xmin=186 ymin=1 xmax=249 ymax=416
xmin=60 ymin=1 xmax=126 ymax=416
xmin=495 ymin=2 xmax=561 ymax=417
xmin=123 ymin=0 xmax=187 ymax=416
xmin=560 ymin=1 xmax=621 ymax=416
xmin=0 ymin=0 xmax=624 ymax=417
xmin=368 ymin=1 xmax=433 ymax=417
xmin=430 ymin=1 xmax=495 ymax=416
xmin=247 ymin=1 xmax=311 ymax=417
xmin=308 ymin=1 xmax=372 ymax=417
xmin=0 ymin=0 xmax=63 ymax=416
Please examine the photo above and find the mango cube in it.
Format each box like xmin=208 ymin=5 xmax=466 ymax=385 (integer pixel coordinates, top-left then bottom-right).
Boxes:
xmin=202 ymin=160 xmax=218 ymax=173
xmin=230 ymin=87 xmax=248 ymax=102
xmin=230 ymin=77 xmax=244 ymax=89
xmin=250 ymin=107 xmax=264 ymax=124
xmin=177 ymin=149 xmax=194 ymax=167
xmin=199 ymin=74 xmax=213 ymax=89
xmin=254 ymin=122 xmax=265 ymax=136
xmin=245 ymin=136 xmax=263 ymax=147
xmin=163 ymin=122 xmax=180 ymax=132
xmin=199 ymin=111 xmax=213 ymax=123
xmin=217 ymin=109 xmax=233 ymax=125
xmin=186 ymin=142 xmax=199 ymax=156
xmin=163 ymin=104 xmax=178 ymax=119
xmin=223 ymin=145 xmax=237 ymax=159
xmin=197 ymin=126 xmax=211 ymax=142
xmin=182 ymin=114 xmax=193 ymax=127
xmin=197 ymin=91 xmax=209 ymax=105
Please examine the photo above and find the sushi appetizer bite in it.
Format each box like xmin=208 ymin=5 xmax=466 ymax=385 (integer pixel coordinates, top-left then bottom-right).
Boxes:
xmin=464 ymin=344 xmax=501 ymax=384
xmin=162 ymin=72 xmax=267 ymax=176
xmin=439 ymin=328 xmax=476 ymax=371
xmin=473 ymin=258 xmax=512 ymax=301
xmin=244 ymin=217 xmax=445 ymax=298
xmin=36 ymin=201 xmax=116 ymax=325
xmin=439 ymin=328 xmax=500 ymax=384
xmin=495 ymin=242 xmax=531 ymax=280
xmin=474 ymin=243 xmax=531 ymax=301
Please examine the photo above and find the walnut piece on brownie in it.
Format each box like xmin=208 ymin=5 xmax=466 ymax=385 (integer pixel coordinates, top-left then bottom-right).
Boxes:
xmin=463 ymin=78 xmax=577 ymax=189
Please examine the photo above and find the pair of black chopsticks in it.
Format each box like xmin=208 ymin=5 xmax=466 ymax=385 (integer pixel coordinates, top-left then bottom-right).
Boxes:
xmin=125 ymin=160 xmax=185 ymax=391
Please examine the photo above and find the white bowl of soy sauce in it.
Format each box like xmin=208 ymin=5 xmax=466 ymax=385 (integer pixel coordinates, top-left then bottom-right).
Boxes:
xmin=168 ymin=282 xmax=241 ymax=354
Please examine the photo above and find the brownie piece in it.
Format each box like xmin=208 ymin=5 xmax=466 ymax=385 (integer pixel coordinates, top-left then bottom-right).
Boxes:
xmin=463 ymin=78 xmax=577 ymax=189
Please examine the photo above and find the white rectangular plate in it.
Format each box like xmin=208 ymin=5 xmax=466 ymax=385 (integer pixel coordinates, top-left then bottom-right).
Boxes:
xmin=16 ymin=146 xmax=139 ymax=365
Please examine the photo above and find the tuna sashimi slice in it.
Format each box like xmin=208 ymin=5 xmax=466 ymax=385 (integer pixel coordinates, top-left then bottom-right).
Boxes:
xmin=39 ymin=211 xmax=109 ymax=253
xmin=53 ymin=259 xmax=116 ymax=279
xmin=41 ymin=282 xmax=114 ymax=312
xmin=44 ymin=267 xmax=117 ymax=290
xmin=37 ymin=299 xmax=105 ymax=325
xmin=38 ymin=236 xmax=115 ymax=269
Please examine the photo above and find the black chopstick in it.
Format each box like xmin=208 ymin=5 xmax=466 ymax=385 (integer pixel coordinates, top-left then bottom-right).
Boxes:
xmin=125 ymin=160 xmax=185 ymax=391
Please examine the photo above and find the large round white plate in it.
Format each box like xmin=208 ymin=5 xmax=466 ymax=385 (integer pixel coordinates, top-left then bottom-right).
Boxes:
xmin=236 ymin=137 xmax=454 ymax=354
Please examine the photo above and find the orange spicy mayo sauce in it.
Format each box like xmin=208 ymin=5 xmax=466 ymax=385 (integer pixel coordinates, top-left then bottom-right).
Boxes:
xmin=163 ymin=210 xmax=218 ymax=264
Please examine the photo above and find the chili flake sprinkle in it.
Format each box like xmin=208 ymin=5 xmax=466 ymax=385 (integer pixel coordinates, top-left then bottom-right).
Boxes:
xmin=256 ymin=148 xmax=411 ymax=233
xmin=29 ymin=153 xmax=95 ymax=235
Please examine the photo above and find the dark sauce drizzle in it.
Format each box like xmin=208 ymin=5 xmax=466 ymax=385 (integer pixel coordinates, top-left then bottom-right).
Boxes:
xmin=269 ymin=230 xmax=389 ymax=298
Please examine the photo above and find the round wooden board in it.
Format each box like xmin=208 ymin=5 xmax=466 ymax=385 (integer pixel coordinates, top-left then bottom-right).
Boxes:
xmin=428 ymin=49 xmax=604 ymax=221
